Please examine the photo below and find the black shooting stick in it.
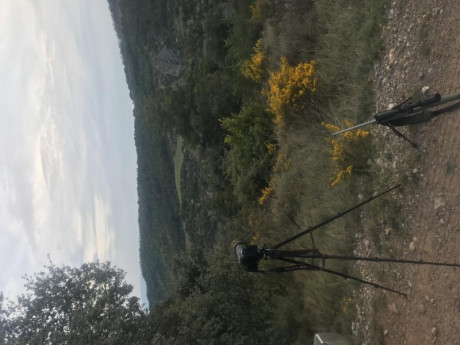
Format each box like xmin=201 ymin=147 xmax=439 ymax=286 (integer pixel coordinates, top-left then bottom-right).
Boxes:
xmin=263 ymin=249 xmax=460 ymax=268
xmin=273 ymin=257 xmax=407 ymax=296
xmin=259 ymin=248 xmax=460 ymax=296
xmin=272 ymin=184 xmax=400 ymax=249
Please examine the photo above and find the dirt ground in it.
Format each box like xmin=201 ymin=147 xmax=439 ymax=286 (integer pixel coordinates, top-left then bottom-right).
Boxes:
xmin=352 ymin=0 xmax=460 ymax=344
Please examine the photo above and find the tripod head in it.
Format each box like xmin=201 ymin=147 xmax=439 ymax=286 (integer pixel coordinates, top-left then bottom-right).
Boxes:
xmin=232 ymin=240 xmax=261 ymax=272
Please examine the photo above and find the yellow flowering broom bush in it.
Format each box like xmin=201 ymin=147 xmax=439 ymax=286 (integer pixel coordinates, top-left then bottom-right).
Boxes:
xmin=322 ymin=121 xmax=370 ymax=186
xmin=241 ymin=39 xmax=265 ymax=83
xmin=267 ymin=57 xmax=317 ymax=126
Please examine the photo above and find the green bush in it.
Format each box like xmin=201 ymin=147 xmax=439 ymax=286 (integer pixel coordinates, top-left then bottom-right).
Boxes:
xmin=221 ymin=102 xmax=276 ymax=206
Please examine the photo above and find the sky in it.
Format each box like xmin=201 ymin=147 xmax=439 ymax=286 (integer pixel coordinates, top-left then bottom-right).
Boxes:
xmin=0 ymin=1 xmax=145 ymax=303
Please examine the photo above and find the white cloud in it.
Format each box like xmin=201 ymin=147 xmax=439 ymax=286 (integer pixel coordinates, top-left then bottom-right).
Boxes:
xmin=0 ymin=1 xmax=141 ymax=301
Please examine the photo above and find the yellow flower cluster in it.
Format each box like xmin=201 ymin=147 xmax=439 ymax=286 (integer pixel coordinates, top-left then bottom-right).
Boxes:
xmin=330 ymin=165 xmax=353 ymax=186
xmin=322 ymin=121 xmax=370 ymax=186
xmin=241 ymin=39 xmax=265 ymax=82
xmin=265 ymin=143 xmax=277 ymax=155
xmin=273 ymin=152 xmax=290 ymax=173
xmin=267 ymin=57 xmax=317 ymax=125
xmin=258 ymin=179 xmax=275 ymax=206
xmin=258 ymin=153 xmax=290 ymax=205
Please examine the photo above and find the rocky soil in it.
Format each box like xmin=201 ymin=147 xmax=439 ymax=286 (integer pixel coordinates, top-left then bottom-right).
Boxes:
xmin=352 ymin=0 xmax=460 ymax=344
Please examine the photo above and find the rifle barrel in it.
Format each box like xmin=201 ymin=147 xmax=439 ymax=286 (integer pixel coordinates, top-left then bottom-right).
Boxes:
xmin=331 ymin=119 xmax=377 ymax=136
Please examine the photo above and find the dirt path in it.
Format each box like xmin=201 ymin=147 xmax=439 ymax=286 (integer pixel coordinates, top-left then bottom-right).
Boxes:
xmin=353 ymin=1 xmax=460 ymax=344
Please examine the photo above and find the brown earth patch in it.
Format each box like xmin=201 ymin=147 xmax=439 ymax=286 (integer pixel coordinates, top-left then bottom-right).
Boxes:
xmin=352 ymin=1 xmax=460 ymax=344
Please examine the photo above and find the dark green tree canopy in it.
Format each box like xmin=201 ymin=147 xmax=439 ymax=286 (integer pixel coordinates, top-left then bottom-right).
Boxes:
xmin=1 ymin=261 xmax=149 ymax=345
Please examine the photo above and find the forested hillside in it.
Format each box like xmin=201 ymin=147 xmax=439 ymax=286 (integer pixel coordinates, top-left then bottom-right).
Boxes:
xmin=108 ymin=0 xmax=184 ymax=303
xmin=107 ymin=0 xmax=267 ymax=302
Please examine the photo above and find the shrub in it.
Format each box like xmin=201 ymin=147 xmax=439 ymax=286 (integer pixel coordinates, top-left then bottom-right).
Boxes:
xmin=267 ymin=57 xmax=317 ymax=126
xmin=322 ymin=121 xmax=371 ymax=186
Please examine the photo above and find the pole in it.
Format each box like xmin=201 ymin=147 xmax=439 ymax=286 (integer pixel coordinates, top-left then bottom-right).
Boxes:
xmin=273 ymin=257 xmax=407 ymax=296
xmin=263 ymin=249 xmax=460 ymax=268
xmin=272 ymin=185 xmax=400 ymax=249
xmin=318 ymin=253 xmax=460 ymax=268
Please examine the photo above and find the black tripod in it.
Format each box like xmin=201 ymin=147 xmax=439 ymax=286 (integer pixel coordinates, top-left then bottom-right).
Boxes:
xmin=233 ymin=185 xmax=460 ymax=296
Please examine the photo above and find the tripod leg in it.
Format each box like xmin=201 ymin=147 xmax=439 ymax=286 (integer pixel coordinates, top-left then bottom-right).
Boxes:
xmin=278 ymin=257 xmax=407 ymax=297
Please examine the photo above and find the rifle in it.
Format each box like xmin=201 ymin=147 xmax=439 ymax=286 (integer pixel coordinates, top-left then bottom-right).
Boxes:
xmin=332 ymin=91 xmax=460 ymax=147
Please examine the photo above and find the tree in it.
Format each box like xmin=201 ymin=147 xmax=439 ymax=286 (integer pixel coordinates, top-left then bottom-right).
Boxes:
xmin=1 ymin=261 xmax=149 ymax=345
xmin=148 ymin=248 xmax=285 ymax=345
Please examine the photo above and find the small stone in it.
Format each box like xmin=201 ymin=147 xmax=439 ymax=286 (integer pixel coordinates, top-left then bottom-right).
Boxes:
xmin=409 ymin=242 xmax=416 ymax=251
xmin=413 ymin=236 xmax=418 ymax=242
xmin=388 ymin=102 xmax=397 ymax=110
xmin=433 ymin=197 xmax=446 ymax=211
xmin=408 ymin=281 xmax=414 ymax=288
xmin=392 ymin=161 xmax=397 ymax=169
xmin=358 ymin=193 xmax=364 ymax=200
xmin=389 ymin=302 xmax=399 ymax=314
xmin=384 ymin=330 xmax=388 ymax=336
xmin=364 ymin=239 xmax=370 ymax=247
xmin=418 ymin=304 xmax=426 ymax=314
xmin=412 ymin=168 xmax=419 ymax=174
xmin=385 ymin=227 xmax=392 ymax=235
xmin=422 ymin=86 xmax=431 ymax=95
xmin=431 ymin=327 xmax=437 ymax=336
xmin=389 ymin=49 xmax=396 ymax=64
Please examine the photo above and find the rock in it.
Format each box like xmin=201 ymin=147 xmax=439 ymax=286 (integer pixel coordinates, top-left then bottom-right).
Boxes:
xmin=389 ymin=48 xmax=396 ymax=64
xmin=412 ymin=168 xmax=419 ymax=174
xmin=422 ymin=86 xmax=431 ymax=95
xmin=431 ymin=327 xmax=437 ymax=336
xmin=385 ymin=227 xmax=392 ymax=235
xmin=392 ymin=161 xmax=397 ymax=169
xmin=408 ymin=281 xmax=414 ymax=288
xmin=376 ymin=157 xmax=385 ymax=167
xmin=388 ymin=102 xmax=397 ymax=110
xmin=364 ymin=239 xmax=370 ymax=247
xmin=409 ymin=242 xmax=416 ymax=251
xmin=433 ymin=197 xmax=446 ymax=211
xmin=389 ymin=302 xmax=399 ymax=314
xmin=384 ymin=330 xmax=388 ymax=336
xmin=418 ymin=304 xmax=426 ymax=314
